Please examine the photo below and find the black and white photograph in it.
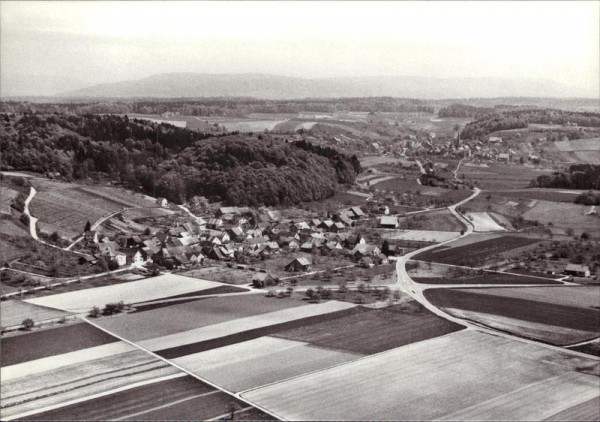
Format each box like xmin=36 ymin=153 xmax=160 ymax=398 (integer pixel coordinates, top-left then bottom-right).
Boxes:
xmin=0 ymin=1 xmax=599 ymax=421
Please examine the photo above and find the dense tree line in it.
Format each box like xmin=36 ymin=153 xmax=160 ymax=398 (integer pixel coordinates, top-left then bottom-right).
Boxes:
xmin=461 ymin=109 xmax=600 ymax=140
xmin=438 ymin=104 xmax=494 ymax=118
xmin=530 ymin=164 xmax=600 ymax=190
xmin=0 ymin=113 xmax=359 ymax=206
xmin=0 ymin=97 xmax=433 ymax=117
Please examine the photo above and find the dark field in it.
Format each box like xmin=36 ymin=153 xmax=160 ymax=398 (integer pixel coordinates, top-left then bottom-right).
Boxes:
xmin=132 ymin=285 xmax=249 ymax=312
xmin=20 ymin=376 xmax=214 ymax=421
xmin=1 ymin=322 xmax=118 ymax=367
xmin=412 ymin=272 xmax=562 ymax=285
xmin=413 ymin=236 xmax=542 ymax=266
xmin=458 ymin=164 xmax=553 ymax=190
xmin=156 ymin=306 xmax=362 ymax=359
xmin=424 ymin=289 xmax=600 ymax=334
xmin=274 ymin=303 xmax=464 ymax=355
xmin=491 ymin=189 xmax=580 ymax=203
xmin=570 ymin=341 xmax=600 ymax=357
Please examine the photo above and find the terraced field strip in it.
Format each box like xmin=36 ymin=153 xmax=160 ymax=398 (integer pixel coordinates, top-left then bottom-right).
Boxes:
xmin=24 ymin=274 xmax=224 ymax=312
xmin=425 ymin=289 xmax=600 ymax=345
xmin=96 ymin=294 xmax=309 ymax=342
xmin=141 ymin=301 xmax=357 ymax=355
xmin=273 ymin=305 xmax=463 ymax=355
xmin=173 ymin=336 xmax=362 ymax=392
xmin=0 ymin=350 xmax=179 ymax=420
xmin=19 ymin=375 xmax=218 ymax=421
xmin=1 ymin=322 xmax=119 ymax=367
xmin=241 ymin=330 xmax=600 ymax=421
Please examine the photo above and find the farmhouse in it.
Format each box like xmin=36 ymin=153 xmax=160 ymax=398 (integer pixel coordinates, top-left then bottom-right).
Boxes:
xmin=564 ymin=263 xmax=591 ymax=277
xmin=488 ymin=136 xmax=503 ymax=144
xmin=379 ymin=216 xmax=399 ymax=229
xmin=252 ymin=272 xmax=279 ymax=288
xmin=498 ymin=153 xmax=510 ymax=162
xmin=285 ymin=257 xmax=312 ymax=272
xmin=156 ymin=197 xmax=169 ymax=208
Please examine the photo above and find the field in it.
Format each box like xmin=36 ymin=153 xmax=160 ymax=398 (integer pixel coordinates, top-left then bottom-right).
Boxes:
xmin=383 ymin=230 xmax=459 ymax=243
xmin=523 ymin=200 xmax=600 ymax=237
xmin=552 ymin=138 xmax=600 ymax=165
xmin=180 ymin=266 xmax=259 ymax=285
xmin=18 ymin=374 xmax=258 ymax=422
xmin=24 ymin=274 xmax=224 ymax=312
xmin=96 ymin=294 xmax=307 ymax=342
xmin=29 ymin=180 xmax=159 ymax=239
xmin=0 ymin=186 xmax=18 ymax=215
xmin=289 ymin=263 xmax=396 ymax=288
xmin=1 ymin=322 xmax=119 ymax=367
xmin=273 ymin=304 xmax=463 ymax=355
xmin=425 ymin=288 xmax=600 ymax=345
xmin=173 ymin=336 xmax=361 ymax=393
xmin=413 ymin=235 xmax=541 ymax=266
xmin=396 ymin=209 xmax=466 ymax=232
xmin=242 ymin=330 xmax=600 ymax=421
xmin=0 ymin=300 xmax=71 ymax=328
xmin=490 ymin=188 xmax=583 ymax=203
xmin=458 ymin=163 xmax=554 ymax=190
xmin=465 ymin=212 xmax=506 ymax=232
xmin=300 ymin=191 xmax=368 ymax=213
xmin=411 ymin=271 xmax=562 ymax=285
xmin=1 ymin=348 xmax=178 ymax=420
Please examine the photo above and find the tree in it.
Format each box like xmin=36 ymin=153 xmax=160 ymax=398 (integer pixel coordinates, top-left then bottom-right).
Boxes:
xmin=89 ymin=306 xmax=101 ymax=318
xmin=581 ymin=232 xmax=590 ymax=240
xmin=84 ymin=221 xmax=91 ymax=232
xmin=566 ymin=228 xmax=574 ymax=237
xmin=22 ymin=318 xmax=35 ymax=331
xmin=381 ymin=240 xmax=390 ymax=256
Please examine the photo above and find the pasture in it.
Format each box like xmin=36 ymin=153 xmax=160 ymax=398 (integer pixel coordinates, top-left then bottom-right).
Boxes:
xmin=0 ymin=186 xmax=18 ymax=215
xmin=241 ymin=330 xmax=600 ymax=421
xmin=24 ymin=274 xmax=223 ymax=312
xmin=173 ymin=336 xmax=361 ymax=393
xmin=465 ymin=212 xmax=507 ymax=232
xmin=425 ymin=288 xmax=600 ymax=345
xmin=397 ymin=209 xmax=466 ymax=232
xmin=413 ymin=235 xmax=541 ymax=266
xmin=458 ymin=163 xmax=554 ymax=190
xmin=523 ymin=200 xmax=600 ymax=237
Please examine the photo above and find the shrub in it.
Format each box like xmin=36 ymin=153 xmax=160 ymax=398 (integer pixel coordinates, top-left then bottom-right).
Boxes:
xmin=22 ymin=318 xmax=35 ymax=331
xmin=102 ymin=301 xmax=125 ymax=316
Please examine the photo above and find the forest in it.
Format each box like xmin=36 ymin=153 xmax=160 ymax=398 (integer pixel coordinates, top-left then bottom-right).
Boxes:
xmin=530 ymin=164 xmax=600 ymax=191
xmin=0 ymin=113 xmax=359 ymax=206
xmin=0 ymin=97 xmax=433 ymax=117
xmin=460 ymin=108 xmax=600 ymax=139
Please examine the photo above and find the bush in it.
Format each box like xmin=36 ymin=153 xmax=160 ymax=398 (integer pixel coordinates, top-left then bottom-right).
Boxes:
xmin=102 ymin=301 xmax=125 ymax=316
xmin=22 ymin=318 xmax=35 ymax=331
xmin=89 ymin=306 xmax=101 ymax=318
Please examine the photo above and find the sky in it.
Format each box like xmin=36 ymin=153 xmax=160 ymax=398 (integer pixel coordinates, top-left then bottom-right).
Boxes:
xmin=1 ymin=1 xmax=599 ymax=96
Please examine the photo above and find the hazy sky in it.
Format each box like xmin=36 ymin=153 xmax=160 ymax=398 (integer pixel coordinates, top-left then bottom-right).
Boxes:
xmin=1 ymin=1 xmax=599 ymax=94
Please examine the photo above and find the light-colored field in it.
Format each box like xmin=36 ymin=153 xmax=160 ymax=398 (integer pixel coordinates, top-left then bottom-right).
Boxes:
xmin=445 ymin=308 xmax=599 ymax=346
xmin=465 ymin=212 xmax=507 ymax=232
xmin=1 ymin=341 xmax=135 ymax=381
xmin=383 ymin=230 xmax=459 ymax=242
xmin=0 ymin=300 xmax=71 ymax=327
xmin=24 ymin=274 xmax=224 ymax=312
xmin=241 ymin=330 xmax=600 ymax=421
xmin=0 ymin=349 xmax=178 ymax=420
xmin=441 ymin=233 xmax=503 ymax=248
xmin=524 ymin=200 xmax=600 ymax=237
xmin=554 ymin=138 xmax=600 ymax=152
xmin=138 ymin=300 xmax=356 ymax=352
xmin=456 ymin=286 xmax=600 ymax=309
xmin=173 ymin=337 xmax=361 ymax=392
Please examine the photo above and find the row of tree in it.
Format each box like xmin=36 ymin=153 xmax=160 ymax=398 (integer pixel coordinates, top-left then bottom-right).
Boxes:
xmin=530 ymin=164 xmax=600 ymax=190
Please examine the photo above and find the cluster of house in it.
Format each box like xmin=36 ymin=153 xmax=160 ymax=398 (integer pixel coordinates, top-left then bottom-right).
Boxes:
xmin=80 ymin=204 xmax=392 ymax=271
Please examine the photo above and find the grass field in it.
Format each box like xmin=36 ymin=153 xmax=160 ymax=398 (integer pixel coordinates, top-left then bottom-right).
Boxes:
xmin=425 ymin=288 xmax=599 ymax=345
xmin=523 ymin=200 xmax=600 ymax=237
xmin=173 ymin=336 xmax=361 ymax=392
xmin=0 ymin=300 xmax=71 ymax=327
xmin=180 ymin=266 xmax=258 ymax=285
xmin=273 ymin=304 xmax=463 ymax=355
xmin=24 ymin=274 xmax=224 ymax=312
xmin=490 ymin=189 xmax=583 ymax=203
xmin=241 ymin=330 xmax=600 ymax=421
xmin=383 ymin=230 xmax=460 ymax=242
xmin=1 ymin=349 xmax=178 ymax=420
xmin=96 ymin=294 xmax=307 ymax=342
xmin=459 ymin=163 xmax=554 ymax=190
xmin=0 ymin=186 xmax=18 ymax=215
xmin=465 ymin=212 xmax=507 ymax=232
xmin=18 ymin=375 xmax=245 ymax=421
xmin=396 ymin=209 xmax=466 ymax=232
xmin=411 ymin=271 xmax=562 ymax=285
xmin=413 ymin=235 xmax=541 ymax=266
xmin=1 ymin=322 xmax=119 ymax=367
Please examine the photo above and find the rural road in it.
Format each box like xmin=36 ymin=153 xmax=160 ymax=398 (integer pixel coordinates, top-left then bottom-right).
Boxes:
xmin=394 ymin=187 xmax=599 ymax=359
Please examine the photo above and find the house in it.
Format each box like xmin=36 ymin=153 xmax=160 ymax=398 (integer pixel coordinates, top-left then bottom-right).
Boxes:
xmin=344 ymin=234 xmax=366 ymax=249
xmin=498 ymin=153 xmax=510 ymax=162
xmin=333 ymin=222 xmax=345 ymax=232
xmin=216 ymin=206 xmax=251 ymax=217
xmin=285 ymin=257 xmax=312 ymax=272
xmin=84 ymin=230 xmax=99 ymax=244
xmin=348 ymin=207 xmax=365 ymax=219
xmin=379 ymin=216 xmax=399 ymax=229
xmin=488 ymin=136 xmax=503 ymax=144
xmin=156 ymin=197 xmax=169 ymax=208
xmin=126 ymin=235 xmax=142 ymax=248
xmin=319 ymin=220 xmax=335 ymax=231
xmin=334 ymin=212 xmax=354 ymax=227
xmin=131 ymin=250 xmax=146 ymax=266
xmin=252 ymin=272 xmax=279 ymax=288
xmin=379 ymin=206 xmax=390 ymax=215
xmin=352 ymin=244 xmax=381 ymax=259
xmin=564 ymin=264 xmax=590 ymax=277
xmin=228 ymin=226 xmax=245 ymax=241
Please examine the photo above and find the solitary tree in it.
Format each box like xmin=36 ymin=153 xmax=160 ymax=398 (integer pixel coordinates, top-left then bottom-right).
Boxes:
xmin=84 ymin=221 xmax=91 ymax=232
xmin=22 ymin=318 xmax=35 ymax=331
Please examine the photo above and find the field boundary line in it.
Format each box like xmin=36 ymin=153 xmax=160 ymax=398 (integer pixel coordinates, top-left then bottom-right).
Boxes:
xmin=205 ymin=405 xmax=254 ymax=421
xmin=80 ymin=316 xmax=281 ymax=421
xmin=1 ymin=372 xmax=186 ymax=421
xmin=112 ymin=390 xmax=219 ymax=421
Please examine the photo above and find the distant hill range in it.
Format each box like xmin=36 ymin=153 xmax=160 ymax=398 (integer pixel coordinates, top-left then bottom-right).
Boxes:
xmin=54 ymin=73 xmax=592 ymax=100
